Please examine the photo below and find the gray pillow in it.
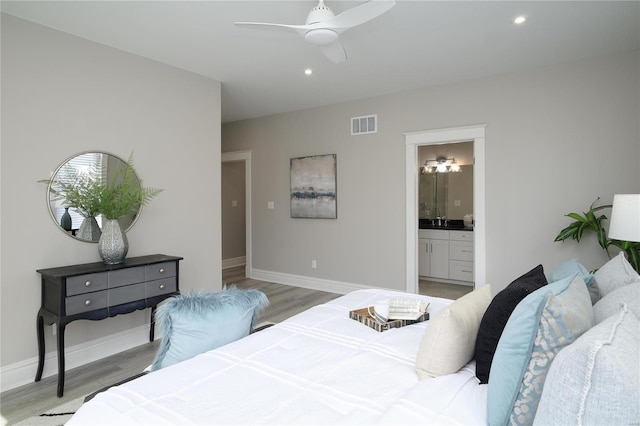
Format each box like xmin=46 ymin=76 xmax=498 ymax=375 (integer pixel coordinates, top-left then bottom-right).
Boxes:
xmin=533 ymin=304 xmax=640 ymax=426
xmin=593 ymin=281 xmax=640 ymax=323
xmin=593 ymin=252 xmax=639 ymax=297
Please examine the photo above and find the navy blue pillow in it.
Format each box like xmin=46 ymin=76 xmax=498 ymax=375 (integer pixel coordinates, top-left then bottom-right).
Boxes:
xmin=474 ymin=264 xmax=548 ymax=384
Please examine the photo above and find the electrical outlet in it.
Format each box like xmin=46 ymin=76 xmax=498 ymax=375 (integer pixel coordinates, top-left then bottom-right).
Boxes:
xmin=311 ymin=260 xmax=317 ymax=268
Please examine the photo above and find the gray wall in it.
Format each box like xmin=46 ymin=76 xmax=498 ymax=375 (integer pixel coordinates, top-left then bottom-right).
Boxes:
xmin=222 ymin=161 xmax=246 ymax=261
xmin=1 ymin=14 xmax=221 ymax=382
xmin=222 ymin=49 xmax=640 ymax=294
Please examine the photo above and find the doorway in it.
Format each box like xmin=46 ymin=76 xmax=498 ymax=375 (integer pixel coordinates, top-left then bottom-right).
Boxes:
xmin=221 ymin=151 xmax=252 ymax=278
xmin=404 ymin=125 xmax=486 ymax=294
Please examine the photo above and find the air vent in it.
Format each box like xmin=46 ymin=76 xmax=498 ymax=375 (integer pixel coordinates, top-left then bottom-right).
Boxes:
xmin=351 ymin=114 xmax=377 ymax=135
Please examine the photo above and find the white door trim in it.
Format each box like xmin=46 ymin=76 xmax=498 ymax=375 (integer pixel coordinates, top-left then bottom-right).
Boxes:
xmin=404 ymin=125 xmax=487 ymax=293
xmin=222 ymin=150 xmax=252 ymax=278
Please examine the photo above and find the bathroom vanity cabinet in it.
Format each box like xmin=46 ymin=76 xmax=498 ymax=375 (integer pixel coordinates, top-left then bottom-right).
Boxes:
xmin=419 ymin=229 xmax=473 ymax=284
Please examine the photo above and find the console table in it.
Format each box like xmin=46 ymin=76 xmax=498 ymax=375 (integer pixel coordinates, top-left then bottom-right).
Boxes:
xmin=36 ymin=254 xmax=182 ymax=397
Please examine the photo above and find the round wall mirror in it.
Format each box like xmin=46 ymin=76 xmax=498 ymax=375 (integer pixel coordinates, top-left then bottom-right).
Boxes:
xmin=46 ymin=152 xmax=142 ymax=242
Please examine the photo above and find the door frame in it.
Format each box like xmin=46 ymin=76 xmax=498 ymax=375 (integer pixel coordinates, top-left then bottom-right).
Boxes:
xmin=404 ymin=125 xmax=487 ymax=293
xmin=221 ymin=150 xmax=252 ymax=278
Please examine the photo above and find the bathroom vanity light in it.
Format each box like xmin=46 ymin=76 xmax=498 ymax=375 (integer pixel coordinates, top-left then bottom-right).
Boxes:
xmin=421 ymin=157 xmax=462 ymax=174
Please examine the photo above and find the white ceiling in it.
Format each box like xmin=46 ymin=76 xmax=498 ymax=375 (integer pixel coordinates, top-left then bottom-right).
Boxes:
xmin=2 ymin=1 xmax=638 ymax=123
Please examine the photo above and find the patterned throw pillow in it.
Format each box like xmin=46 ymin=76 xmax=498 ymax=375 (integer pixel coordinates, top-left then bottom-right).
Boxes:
xmin=487 ymin=274 xmax=594 ymax=426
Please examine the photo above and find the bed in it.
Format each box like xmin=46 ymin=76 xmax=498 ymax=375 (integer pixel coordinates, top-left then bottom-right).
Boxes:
xmin=68 ymin=288 xmax=487 ymax=425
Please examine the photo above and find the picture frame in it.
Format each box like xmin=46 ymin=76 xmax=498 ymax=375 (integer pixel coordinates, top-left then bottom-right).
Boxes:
xmin=290 ymin=154 xmax=337 ymax=219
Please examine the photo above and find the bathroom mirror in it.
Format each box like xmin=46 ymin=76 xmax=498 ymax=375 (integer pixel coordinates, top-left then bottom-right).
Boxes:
xmin=419 ymin=165 xmax=473 ymax=220
xmin=46 ymin=152 xmax=142 ymax=242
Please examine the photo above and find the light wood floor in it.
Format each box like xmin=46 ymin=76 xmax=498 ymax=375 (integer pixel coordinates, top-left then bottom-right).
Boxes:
xmin=0 ymin=267 xmax=471 ymax=424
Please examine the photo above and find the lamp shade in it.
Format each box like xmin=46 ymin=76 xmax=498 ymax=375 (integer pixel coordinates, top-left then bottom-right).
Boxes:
xmin=608 ymin=194 xmax=640 ymax=242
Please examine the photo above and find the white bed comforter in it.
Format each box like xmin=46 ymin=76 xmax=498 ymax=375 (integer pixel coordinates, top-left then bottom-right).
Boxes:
xmin=69 ymin=289 xmax=487 ymax=425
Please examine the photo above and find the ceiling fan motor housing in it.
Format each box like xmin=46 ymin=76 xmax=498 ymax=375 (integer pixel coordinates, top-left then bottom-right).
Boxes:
xmin=305 ymin=28 xmax=339 ymax=45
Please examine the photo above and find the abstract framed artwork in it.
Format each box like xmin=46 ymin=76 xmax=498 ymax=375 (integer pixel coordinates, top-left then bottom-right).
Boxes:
xmin=290 ymin=154 xmax=337 ymax=219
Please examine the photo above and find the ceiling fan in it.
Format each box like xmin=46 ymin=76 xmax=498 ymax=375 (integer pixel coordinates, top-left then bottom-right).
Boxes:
xmin=234 ymin=0 xmax=396 ymax=64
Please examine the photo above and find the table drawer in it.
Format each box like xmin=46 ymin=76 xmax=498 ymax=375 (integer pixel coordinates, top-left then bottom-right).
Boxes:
xmin=67 ymin=273 xmax=108 ymax=296
xmin=107 ymin=283 xmax=146 ymax=306
xmin=108 ymin=267 xmax=145 ymax=288
xmin=146 ymin=262 xmax=176 ymax=281
xmin=66 ymin=290 xmax=108 ymax=315
xmin=450 ymin=260 xmax=474 ymax=282
xmin=145 ymin=277 xmax=177 ymax=298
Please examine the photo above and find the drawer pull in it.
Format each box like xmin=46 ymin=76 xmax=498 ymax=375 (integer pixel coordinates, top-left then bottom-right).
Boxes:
xmin=462 ymin=270 xmax=473 ymax=273
xmin=461 ymin=250 xmax=472 ymax=253
xmin=159 ymin=284 xmax=165 ymax=290
xmin=85 ymin=281 xmax=92 ymax=287
xmin=85 ymin=299 xmax=92 ymax=306
xmin=159 ymin=268 xmax=165 ymax=274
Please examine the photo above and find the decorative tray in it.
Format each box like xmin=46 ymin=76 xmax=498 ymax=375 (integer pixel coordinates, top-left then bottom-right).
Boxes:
xmin=348 ymin=307 xmax=429 ymax=332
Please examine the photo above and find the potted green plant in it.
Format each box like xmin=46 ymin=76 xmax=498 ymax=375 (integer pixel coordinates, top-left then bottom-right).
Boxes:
xmin=555 ymin=197 xmax=640 ymax=273
xmin=96 ymin=153 xmax=163 ymax=264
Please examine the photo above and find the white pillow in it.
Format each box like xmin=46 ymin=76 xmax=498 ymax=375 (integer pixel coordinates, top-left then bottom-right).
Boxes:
xmin=594 ymin=251 xmax=640 ymax=297
xmin=593 ymin=280 xmax=640 ymax=323
xmin=416 ymin=284 xmax=491 ymax=379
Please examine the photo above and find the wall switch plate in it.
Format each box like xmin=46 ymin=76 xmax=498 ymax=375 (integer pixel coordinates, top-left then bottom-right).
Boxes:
xmin=454 ymin=200 xmax=461 ymax=206
xmin=267 ymin=201 xmax=275 ymax=209
xmin=311 ymin=260 xmax=317 ymax=268
xmin=232 ymin=200 xmax=238 ymax=207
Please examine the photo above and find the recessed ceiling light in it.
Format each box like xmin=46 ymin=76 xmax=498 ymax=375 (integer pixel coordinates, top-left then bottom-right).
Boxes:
xmin=304 ymin=68 xmax=313 ymax=76
xmin=514 ymin=15 xmax=527 ymax=25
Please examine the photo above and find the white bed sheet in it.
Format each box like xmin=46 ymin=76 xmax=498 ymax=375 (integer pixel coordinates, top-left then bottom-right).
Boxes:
xmin=69 ymin=289 xmax=487 ymax=425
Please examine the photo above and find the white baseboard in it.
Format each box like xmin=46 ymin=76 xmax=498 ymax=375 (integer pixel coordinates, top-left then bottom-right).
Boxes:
xmin=1 ymin=325 xmax=155 ymax=393
xmin=250 ymin=268 xmax=371 ymax=295
xmin=222 ymin=256 xmax=246 ymax=270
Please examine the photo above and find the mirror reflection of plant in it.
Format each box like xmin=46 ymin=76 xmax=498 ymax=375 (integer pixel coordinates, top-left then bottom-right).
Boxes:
xmin=97 ymin=153 xmax=163 ymax=220
xmin=39 ymin=164 xmax=103 ymax=218
xmin=555 ymin=197 xmax=640 ymax=273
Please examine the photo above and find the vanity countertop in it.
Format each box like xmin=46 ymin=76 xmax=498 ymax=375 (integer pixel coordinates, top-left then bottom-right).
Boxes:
xmin=419 ymin=219 xmax=473 ymax=231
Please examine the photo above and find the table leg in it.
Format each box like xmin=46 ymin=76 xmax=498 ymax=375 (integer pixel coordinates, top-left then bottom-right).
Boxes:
xmin=56 ymin=322 xmax=66 ymax=398
xmin=35 ymin=313 xmax=45 ymax=382
xmin=149 ymin=306 xmax=157 ymax=342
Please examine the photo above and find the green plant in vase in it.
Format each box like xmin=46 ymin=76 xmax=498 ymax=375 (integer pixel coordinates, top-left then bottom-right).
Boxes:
xmin=96 ymin=153 xmax=163 ymax=264
xmin=555 ymin=197 xmax=640 ymax=273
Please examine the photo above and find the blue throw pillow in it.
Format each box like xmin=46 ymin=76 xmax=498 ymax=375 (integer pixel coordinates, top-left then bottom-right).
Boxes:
xmin=487 ymin=274 xmax=594 ymax=426
xmin=151 ymin=286 xmax=269 ymax=371
xmin=549 ymin=258 xmax=599 ymax=304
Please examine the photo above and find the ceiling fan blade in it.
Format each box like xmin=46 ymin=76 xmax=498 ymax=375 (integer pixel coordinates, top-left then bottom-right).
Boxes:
xmin=320 ymin=41 xmax=347 ymax=64
xmin=234 ymin=21 xmax=312 ymax=37
xmin=322 ymin=0 xmax=396 ymax=32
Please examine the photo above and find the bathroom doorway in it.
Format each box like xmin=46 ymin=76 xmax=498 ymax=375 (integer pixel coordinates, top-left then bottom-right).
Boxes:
xmin=404 ymin=125 xmax=486 ymax=294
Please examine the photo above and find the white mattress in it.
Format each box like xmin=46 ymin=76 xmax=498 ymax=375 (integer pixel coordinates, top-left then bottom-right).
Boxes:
xmin=69 ymin=289 xmax=487 ymax=425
